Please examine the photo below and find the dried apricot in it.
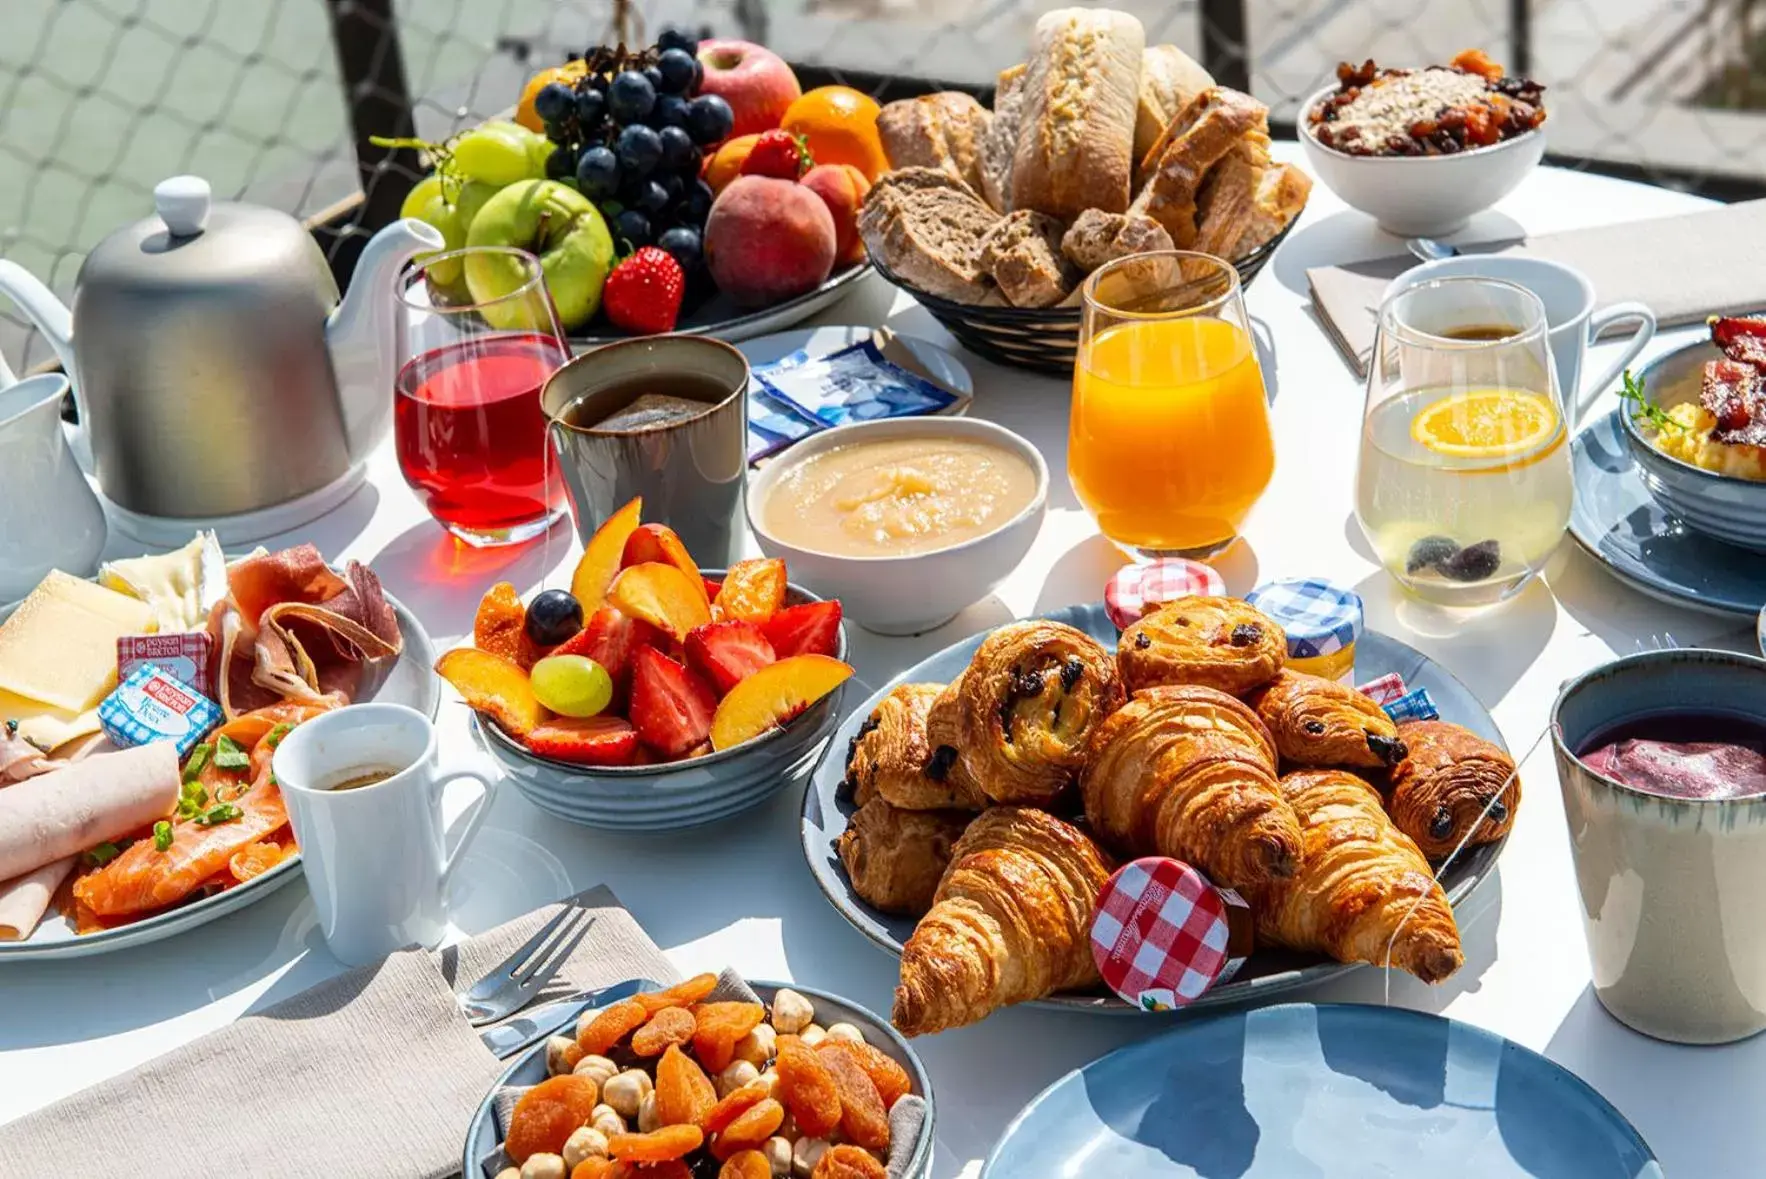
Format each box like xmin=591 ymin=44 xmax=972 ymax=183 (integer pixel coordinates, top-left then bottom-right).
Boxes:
xmin=714 ymin=559 xmax=786 ymax=622
xmin=813 ymin=1144 xmax=888 ymax=1179
xmin=571 ymin=1161 xmax=615 ymax=1179
xmin=577 ymin=998 xmax=649 ymax=1056
xmin=719 ymin=1149 xmax=773 ymax=1179
xmin=711 ymin=1098 xmax=785 ymax=1161
xmin=631 ymin=1006 xmax=697 ymax=1057
xmin=654 ymin=1043 xmax=717 ymax=1127
xmin=692 ymin=1001 xmax=766 ymax=1072
xmin=819 ymin=1039 xmax=912 ymax=1110
xmin=607 ymin=1124 xmax=704 ymax=1162
xmin=774 ymin=1041 xmax=842 ymax=1138
xmin=506 ymin=1074 xmax=601 ymax=1163
xmin=700 ymin=1079 xmax=771 ymax=1133
xmin=817 ymin=1043 xmax=890 ymax=1151
xmin=636 ymin=972 xmax=719 ymax=1015
xmin=608 ymin=1162 xmax=691 ymax=1179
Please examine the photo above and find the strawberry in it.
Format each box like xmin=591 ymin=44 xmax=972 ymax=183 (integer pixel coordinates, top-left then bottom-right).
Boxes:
xmin=525 ymin=716 xmax=639 ymax=766
xmin=758 ymin=600 xmax=843 ymax=658
xmin=628 ymin=645 xmax=717 ymax=758
xmin=602 ymin=246 xmax=685 ymax=336
xmin=553 ymin=606 xmax=662 ymax=700
xmin=702 ymin=577 xmax=723 ymax=601
xmin=685 ymin=620 xmax=776 ymax=695
xmin=739 ymin=129 xmax=811 ymax=180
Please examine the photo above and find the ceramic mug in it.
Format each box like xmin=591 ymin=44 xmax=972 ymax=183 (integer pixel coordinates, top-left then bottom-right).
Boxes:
xmin=1551 ymin=649 xmax=1766 ymax=1044
xmin=1385 ymin=254 xmax=1655 ymax=429
xmin=273 ymin=703 xmax=494 ymax=966
xmin=543 ymin=335 xmax=749 ymax=568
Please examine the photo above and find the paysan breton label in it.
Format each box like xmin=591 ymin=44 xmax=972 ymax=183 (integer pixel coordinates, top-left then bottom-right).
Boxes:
xmin=98 ymin=662 xmax=221 ymax=758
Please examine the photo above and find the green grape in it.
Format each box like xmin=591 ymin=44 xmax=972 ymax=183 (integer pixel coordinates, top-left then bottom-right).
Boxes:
xmin=453 ymin=123 xmax=534 ymax=186
xmin=400 ymin=172 xmax=443 ymax=221
xmin=401 ymin=175 xmax=465 ymax=287
xmin=530 ymin=655 xmax=613 ymax=718
xmin=507 ymin=123 xmax=555 ymax=179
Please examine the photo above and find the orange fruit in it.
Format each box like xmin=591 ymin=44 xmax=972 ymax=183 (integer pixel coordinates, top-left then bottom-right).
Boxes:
xmin=517 ymin=60 xmax=588 ymax=133
xmin=780 ymin=86 xmax=887 ymax=181
xmin=703 ymin=134 xmax=762 ymax=194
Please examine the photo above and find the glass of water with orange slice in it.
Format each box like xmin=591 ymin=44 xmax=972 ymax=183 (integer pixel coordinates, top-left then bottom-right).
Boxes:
xmin=1355 ymin=276 xmax=1572 ymax=607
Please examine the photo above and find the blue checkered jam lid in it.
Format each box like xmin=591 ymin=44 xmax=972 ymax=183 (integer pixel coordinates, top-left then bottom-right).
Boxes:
xmin=1245 ymin=578 xmax=1364 ymax=660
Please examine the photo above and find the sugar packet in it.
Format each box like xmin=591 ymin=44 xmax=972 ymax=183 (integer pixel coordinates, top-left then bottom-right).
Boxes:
xmin=756 ymin=339 xmax=960 ymax=428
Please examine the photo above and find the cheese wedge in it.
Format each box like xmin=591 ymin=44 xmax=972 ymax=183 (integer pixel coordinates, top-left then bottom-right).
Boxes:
xmin=0 ymin=571 xmax=156 ymax=713
xmin=99 ymin=532 xmax=223 ymax=632
xmin=0 ymin=688 xmax=102 ymax=751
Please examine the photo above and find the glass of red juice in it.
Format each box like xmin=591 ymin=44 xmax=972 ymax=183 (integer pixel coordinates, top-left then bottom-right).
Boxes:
xmin=394 ymin=246 xmax=570 ymax=546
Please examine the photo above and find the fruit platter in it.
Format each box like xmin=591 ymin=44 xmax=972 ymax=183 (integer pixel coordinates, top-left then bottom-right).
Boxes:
xmin=396 ymin=28 xmax=880 ymax=343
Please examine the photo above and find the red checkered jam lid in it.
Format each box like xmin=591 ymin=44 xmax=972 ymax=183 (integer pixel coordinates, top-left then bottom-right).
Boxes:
xmin=1103 ymin=560 xmax=1225 ymax=630
xmin=1090 ymin=857 xmax=1254 ymax=1011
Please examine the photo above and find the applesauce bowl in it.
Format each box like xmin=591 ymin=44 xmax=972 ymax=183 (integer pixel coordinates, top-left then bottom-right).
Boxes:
xmin=474 ymin=573 xmax=848 ymax=832
xmin=748 ymin=417 xmax=1049 ymax=635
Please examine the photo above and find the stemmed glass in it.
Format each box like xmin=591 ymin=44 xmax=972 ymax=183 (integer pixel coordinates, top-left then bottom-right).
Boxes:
xmin=1354 ymin=276 xmax=1573 ymax=607
xmin=394 ymin=246 xmax=571 ymax=547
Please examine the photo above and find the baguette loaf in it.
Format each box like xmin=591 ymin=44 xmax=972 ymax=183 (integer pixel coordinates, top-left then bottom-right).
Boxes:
xmin=877 ymin=92 xmax=992 ymax=196
xmin=1131 ymin=87 xmax=1268 ymax=248
xmin=979 ymin=63 xmax=1027 ymax=212
xmin=1060 ymin=208 xmax=1175 ymax=273
xmin=860 ymin=167 xmax=1003 ymax=304
xmin=1010 ymin=8 xmax=1145 ymax=219
xmin=979 ymin=210 xmax=1078 ymax=308
xmin=1135 ymin=44 xmax=1216 ymax=176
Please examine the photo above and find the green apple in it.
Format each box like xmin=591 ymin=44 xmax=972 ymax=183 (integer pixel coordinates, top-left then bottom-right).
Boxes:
xmin=465 ymin=179 xmax=614 ymax=330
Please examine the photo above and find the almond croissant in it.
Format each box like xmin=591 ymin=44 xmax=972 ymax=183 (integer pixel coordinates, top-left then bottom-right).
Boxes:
xmin=1242 ymin=769 xmax=1464 ymax=983
xmin=1080 ymin=686 xmax=1302 ymax=889
xmin=892 ymin=807 xmax=1113 ymax=1036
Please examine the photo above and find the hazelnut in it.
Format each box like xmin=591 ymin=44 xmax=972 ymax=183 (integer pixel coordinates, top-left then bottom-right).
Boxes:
xmin=602 ymin=1069 xmax=652 ymax=1119
xmin=562 ymin=1126 xmax=609 ymax=1169
xmin=637 ymin=1090 xmax=659 ymax=1133
xmin=519 ymin=1154 xmax=567 ymax=1179
xmin=718 ymin=1059 xmax=761 ymax=1097
xmin=590 ymin=1103 xmax=626 ymax=1138
xmin=762 ymin=1136 xmax=792 ymax=1175
xmin=791 ymin=1138 xmax=830 ymax=1177
xmin=798 ymin=1024 xmax=827 ymax=1048
xmin=573 ymin=1053 xmax=618 ymax=1090
xmin=770 ymin=988 xmax=815 ymax=1034
xmin=824 ymin=1022 xmax=864 ymax=1046
xmin=545 ymin=1035 xmax=584 ymax=1077
xmin=735 ymin=1022 xmax=778 ymax=1066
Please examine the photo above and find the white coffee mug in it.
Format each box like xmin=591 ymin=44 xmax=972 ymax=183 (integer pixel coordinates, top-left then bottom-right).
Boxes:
xmin=1384 ymin=254 xmax=1655 ymax=429
xmin=273 ymin=703 xmax=494 ymax=966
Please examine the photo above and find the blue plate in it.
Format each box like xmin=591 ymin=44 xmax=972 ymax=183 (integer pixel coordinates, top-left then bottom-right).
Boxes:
xmin=801 ymin=602 xmax=1510 ymax=1013
xmin=1571 ymin=409 xmax=1766 ymax=618
xmin=984 ymin=1003 xmax=1659 ymax=1178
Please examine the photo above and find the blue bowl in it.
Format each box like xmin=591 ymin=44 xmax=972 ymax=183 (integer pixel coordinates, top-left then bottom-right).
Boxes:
xmin=477 ymin=575 xmax=848 ymax=832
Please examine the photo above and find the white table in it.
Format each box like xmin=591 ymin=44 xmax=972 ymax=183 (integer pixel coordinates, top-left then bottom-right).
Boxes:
xmin=3 ymin=148 xmax=1760 ymax=1177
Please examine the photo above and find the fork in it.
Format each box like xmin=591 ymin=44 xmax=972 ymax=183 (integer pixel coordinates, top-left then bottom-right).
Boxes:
xmin=457 ymin=902 xmax=597 ymax=1027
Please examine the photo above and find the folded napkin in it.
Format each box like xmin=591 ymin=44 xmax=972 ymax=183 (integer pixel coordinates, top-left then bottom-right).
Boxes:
xmin=0 ymin=886 xmax=677 ymax=1179
xmin=1308 ymin=198 xmax=1766 ymax=374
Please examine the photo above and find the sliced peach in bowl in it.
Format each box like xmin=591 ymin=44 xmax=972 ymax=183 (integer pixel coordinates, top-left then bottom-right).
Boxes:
xmin=715 ymin=558 xmax=787 ymax=622
xmin=709 ymin=653 xmax=853 ymax=751
xmin=610 ymin=562 xmax=713 ymax=641
xmin=622 ymin=523 xmax=709 ymax=606
xmin=570 ymin=496 xmax=643 ymax=612
xmin=435 ymin=647 xmax=547 ymax=737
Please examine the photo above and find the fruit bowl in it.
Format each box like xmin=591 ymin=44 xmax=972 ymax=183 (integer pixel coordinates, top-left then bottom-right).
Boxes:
xmin=474 ymin=574 xmax=850 ymax=832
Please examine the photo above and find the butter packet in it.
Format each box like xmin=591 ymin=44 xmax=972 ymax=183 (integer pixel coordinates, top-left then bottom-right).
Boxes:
xmin=755 ymin=338 xmax=960 ymax=429
xmin=97 ymin=662 xmax=222 ymax=758
xmin=747 ymin=384 xmax=822 ymax=463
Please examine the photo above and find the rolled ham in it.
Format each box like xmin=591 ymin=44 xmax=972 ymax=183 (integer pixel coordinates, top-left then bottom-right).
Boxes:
xmin=0 ymin=743 xmax=180 ymax=884
xmin=0 ymin=857 xmax=74 ymax=940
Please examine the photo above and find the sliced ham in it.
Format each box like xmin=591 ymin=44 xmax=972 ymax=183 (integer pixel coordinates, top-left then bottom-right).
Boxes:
xmin=0 ymin=744 xmax=180 ymax=884
xmin=0 ymin=857 xmax=74 ymax=941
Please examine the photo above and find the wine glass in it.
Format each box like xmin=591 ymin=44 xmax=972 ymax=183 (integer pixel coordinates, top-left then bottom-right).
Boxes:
xmin=1354 ymin=276 xmax=1572 ymax=607
xmin=394 ymin=246 xmax=571 ymax=547
xmin=1070 ymin=251 xmax=1275 ymax=559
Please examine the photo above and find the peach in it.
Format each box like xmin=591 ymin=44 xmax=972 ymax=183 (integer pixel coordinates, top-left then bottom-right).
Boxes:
xmin=609 ymin=562 xmax=713 ymax=641
xmin=708 ymin=654 xmax=853 ymax=750
xmin=703 ymin=133 xmax=761 ymax=195
xmin=621 ymin=523 xmax=709 ymax=606
xmin=696 ymin=40 xmax=801 ymax=139
xmin=570 ymin=496 xmax=643 ymax=612
xmin=435 ymin=647 xmax=546 ymax=737
xmin=704 ymin=177 xmax=836 ymax=308
xmin=799 ymin=164 xmax=871 ymax=266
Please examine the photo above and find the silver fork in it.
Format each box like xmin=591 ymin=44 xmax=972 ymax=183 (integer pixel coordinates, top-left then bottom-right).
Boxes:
xmin=458 ymin=902 xmax=597 ymax=1027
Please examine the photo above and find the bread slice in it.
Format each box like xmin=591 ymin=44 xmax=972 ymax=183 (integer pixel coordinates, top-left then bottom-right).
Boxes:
xmin=1192 ymin=141 xmax=1265 ymax=259
xmin=859 ymin=167 xmax=1002 ymax=304
xmin=1060 ymin=208 xmax=1175 ymax=273
xmin=877 ymin=92 xmax=993 ymax=197
xmin=1234 ymin=163 xmax=1312 ymax=256
xmin=979 ymin=63 xmax=1027 ymax=213
xmin=1130 ymin=87 xmax=1268 ymax=248
xmin=1010 ymin=8 xmax=1145 ymax=219
xmin=979 ymin=210 xmax=1077 ymax=308
xmin=1134 ymin=45 xmax=1216 ymax=178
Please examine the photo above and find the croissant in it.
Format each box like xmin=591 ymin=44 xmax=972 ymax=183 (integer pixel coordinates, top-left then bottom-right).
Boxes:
xmin=1242 ymin=770 xmax=1463 ymax=983
xmin=1385 ymin=721 xmax=1520 ymax=859
xmin=843 ymin=683 xmax=985 ymax=811
xmin=924 ymin=621 xmax=1124 ymax=807
xmin=1117 ymin=596 xmax=1286 ymax=697
xmin=892 ymin=807 xmax=1113 ymax=1036
xmin=838 ymin=798 xmax=972 ymax=916
xmin=1251 ymin=669 xmax=1407 ymax=770
xmin=1080 ymin=686 xmax=1302 ymax=889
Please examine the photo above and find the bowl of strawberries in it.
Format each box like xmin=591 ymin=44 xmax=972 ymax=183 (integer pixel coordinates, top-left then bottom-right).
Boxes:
xmin=437 ymin=498 xmax=851 ymax=831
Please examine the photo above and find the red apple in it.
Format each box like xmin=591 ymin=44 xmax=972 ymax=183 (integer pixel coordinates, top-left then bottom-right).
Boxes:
xmin=695 ymin=39 xmax=802 ymax=139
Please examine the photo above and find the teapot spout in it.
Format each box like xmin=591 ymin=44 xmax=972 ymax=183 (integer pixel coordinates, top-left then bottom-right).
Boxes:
xmin=325 ymin=216 xmax=444 ymax=462
xmin=0 ymin=260 xmax=76 ymax=385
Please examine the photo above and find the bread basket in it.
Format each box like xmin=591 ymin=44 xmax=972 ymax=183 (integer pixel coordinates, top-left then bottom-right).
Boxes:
xmin=871 ymin=218 xmax=1294 ymax=375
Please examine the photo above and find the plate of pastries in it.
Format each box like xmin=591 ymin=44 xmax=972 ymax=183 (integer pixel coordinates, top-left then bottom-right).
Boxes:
xmin=800 ymin=597 xmax=1519 ymax=1035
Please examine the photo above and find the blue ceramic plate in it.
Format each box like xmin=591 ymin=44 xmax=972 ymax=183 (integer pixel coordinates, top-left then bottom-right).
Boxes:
xmin=800 ymin=602 xmax=1510 ymax=1013
xmin=984 ymin=1003 xmax=1659 ymax=1178
xmin=1570 ymin=409 xmax=1766 ymax=618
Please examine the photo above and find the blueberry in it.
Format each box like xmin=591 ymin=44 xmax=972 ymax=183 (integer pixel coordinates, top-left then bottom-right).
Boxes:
xmin=685 ymin=94 xmax=734 ymax=145
xmin=575 ymin=145 xmax=620 ymax=199
xmin=643 ymin=66 xmax=664 ymax=92
xmin=636 ymin=178 xmax=670 ymax=213
xmin=1439 ymin=539 xmax=1502 ymax=583
xmin=658 ymin=124 xmax=696 ymax=170
xmin=656 ymin=48 xmax=698 ymax=94
xmin=544 ymin=145 xmax=578 ymax=180
xmin=575 ymin=87 xmax=605 ymax=127
xmin=1405 ymin=535 xmax=1460 ymax=575
xmin=533 ymin=82 xmax=576 ymax=126
xmin=524 ymin=589 xmax=583 ymax=647
xmin=680 ymin=178 xmax=715 ymax=224
xmin=614 ymin=208 xmax=652 ymax=248
xmin=615 ymin=123 xmax=663 ymax=176
xmin=657 ymin=26 xmax=698 ymax=54
xmin=654 ymin=93 xmax=690 ymax=128
xmin=608 ymin=70 xmax=656 ymax=123
xmin=657 ymin=225 xmax=702 ymax=271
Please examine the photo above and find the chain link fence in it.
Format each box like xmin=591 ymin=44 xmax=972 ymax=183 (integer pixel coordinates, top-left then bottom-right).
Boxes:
xmin=3 ymin=0 xmax=1763 ymax=371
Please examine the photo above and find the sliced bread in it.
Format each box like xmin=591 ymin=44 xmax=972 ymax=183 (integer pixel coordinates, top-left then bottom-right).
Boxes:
xmin=1134 ymin=45 xmax=1216 ymax=177
xmin=1060 ymin=208 xmax=1175 ymax=273
xmin=860 ymin=167 xmax=1002 ymax=304
xmin=979 ymin=63 xmax=1027 ymax=213
xmin=1235 ymin=163 xmax=1312 ymax=256
xmin=1010 ymin=8 xmax=1145 ymax=219
xmin=1130 ymin=87 xmax=1268 ymax=248
xmin=979 ymin=210 xmax=1077 ymax=308
xmin=877 ymin=92 xmax=992 ymax=196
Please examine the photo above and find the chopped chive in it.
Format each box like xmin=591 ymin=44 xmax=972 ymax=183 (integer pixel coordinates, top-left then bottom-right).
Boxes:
xmin=213 ymin=735 xmax=250 ymax=771
xmin=183 ymin=742 xmax=213 ymax=778
xmin=83 ymin=842 xmax=121 ymax=868
xmin=194 ymin=802 xmax=242 ymax=827
xmin=263 ymin=722 xmax=294 ymax=749
xmin=153 ymin=821 xmax=173 ymax=851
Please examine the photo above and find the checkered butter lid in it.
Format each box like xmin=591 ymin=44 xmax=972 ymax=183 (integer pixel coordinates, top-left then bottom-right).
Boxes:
xmin=1384 ymin=687 xmax=1440 ymax=724
xmin=1246 ymin=578 xmax=1364 ymax=660
xmin=1090 ymin=857 xmax=1254 ymax=1011
xmin=1104 ymin=560 xmax=1225 ymax=630
xmin=97 ymin=662 xmax=221 ymax=759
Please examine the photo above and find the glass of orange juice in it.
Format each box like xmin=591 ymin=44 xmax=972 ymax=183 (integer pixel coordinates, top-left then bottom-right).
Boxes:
xmin=1070 ymin=251 xmax=1274 ymax=558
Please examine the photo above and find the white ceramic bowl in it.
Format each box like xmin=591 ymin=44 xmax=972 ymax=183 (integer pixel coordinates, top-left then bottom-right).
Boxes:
xmin=748 ymin=417 xmax=1049 ymax=635
xmin=1297 ymin=84 xmax=1546 ymax=236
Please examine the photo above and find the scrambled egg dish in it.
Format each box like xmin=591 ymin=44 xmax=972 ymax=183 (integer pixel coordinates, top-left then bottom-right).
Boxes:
xmin=1653 ymin=403 xmax=1766 ymax=481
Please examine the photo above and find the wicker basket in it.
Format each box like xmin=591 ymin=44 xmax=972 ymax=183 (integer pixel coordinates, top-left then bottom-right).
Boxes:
xmin=871 ymin=220 xmax=1295 ymax=375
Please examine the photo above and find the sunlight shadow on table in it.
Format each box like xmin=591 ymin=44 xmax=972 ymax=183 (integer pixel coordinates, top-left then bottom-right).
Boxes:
xmin=1549 ymin=542 xmax=1742 ymax=655
xmin=260 ymin=479 xmax=380 ymax=557
xmin=367 ymin=515 xmax=574 ymax=642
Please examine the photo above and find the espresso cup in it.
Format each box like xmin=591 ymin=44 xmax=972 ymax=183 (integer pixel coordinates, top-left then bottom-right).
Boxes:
xmin=1385 ymin=254 xmax=1655 ymax=429
xmin=273 ymin=703 xmax=494 ymax=966
xmin=543 ymin=335 xmax=749 ymax=569
xmin=1551 ymin=649 xmax=1766 ymax=1044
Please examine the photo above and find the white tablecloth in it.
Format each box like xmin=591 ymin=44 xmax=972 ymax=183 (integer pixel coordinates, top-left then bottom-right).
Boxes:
xmin=2 ymin=146 xmax=1758 ymax=1177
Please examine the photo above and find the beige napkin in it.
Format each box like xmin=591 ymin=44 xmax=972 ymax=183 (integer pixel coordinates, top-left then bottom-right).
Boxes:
xmin=1307 ymin=198 xmax=1766 ymax=375
xmin=0 ymin=886 xmax=677 ymax=1179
